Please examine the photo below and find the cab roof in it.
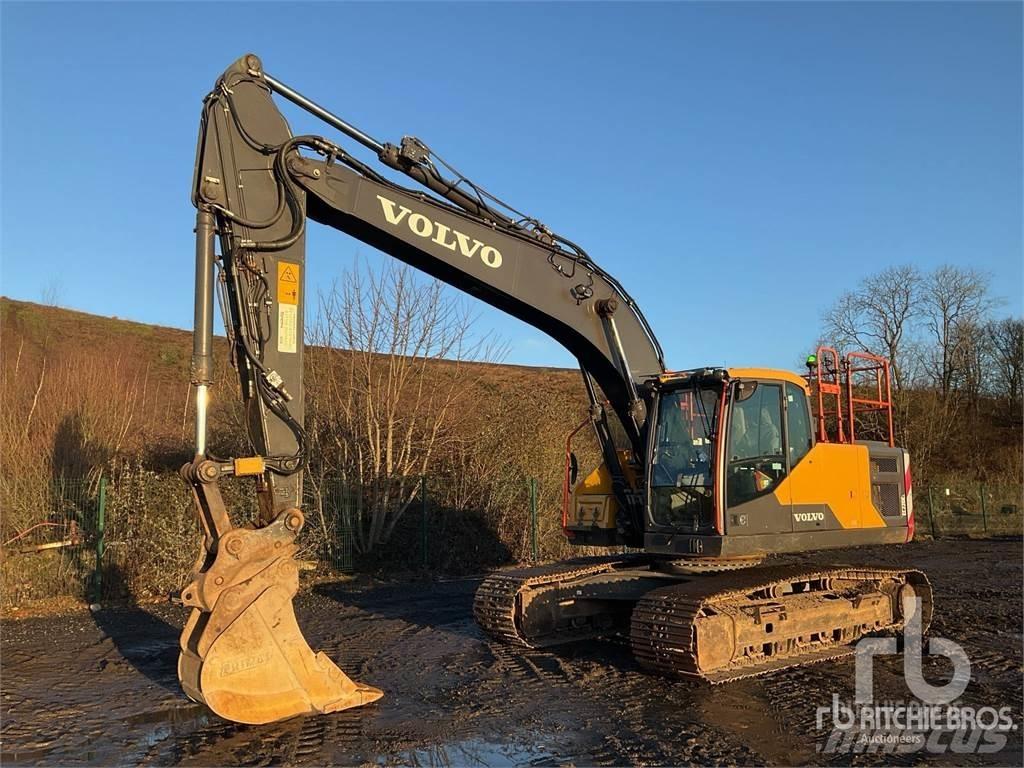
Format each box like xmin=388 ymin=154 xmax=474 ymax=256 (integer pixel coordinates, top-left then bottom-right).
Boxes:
xmin=727 ymin=367 xmax=810 ymax=391
xmin=656 ymin=367 xmax=810 ymax=392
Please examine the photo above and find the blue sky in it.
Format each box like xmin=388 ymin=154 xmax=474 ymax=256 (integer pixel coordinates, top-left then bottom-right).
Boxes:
xmin=2 ymin=1 xmax=1021 ymax=371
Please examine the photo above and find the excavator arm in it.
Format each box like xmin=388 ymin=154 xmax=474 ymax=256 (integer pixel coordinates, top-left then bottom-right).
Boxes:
xmin=178 ymin=54 xmax=664 ymax=724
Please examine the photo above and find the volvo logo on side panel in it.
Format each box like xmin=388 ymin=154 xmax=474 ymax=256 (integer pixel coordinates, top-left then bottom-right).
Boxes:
xmin=794 ymin=512 xmax=825 ymax=523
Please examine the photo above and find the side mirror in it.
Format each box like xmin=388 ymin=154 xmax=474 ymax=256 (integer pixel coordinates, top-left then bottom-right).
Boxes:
xmin=569 ymin=452 xmax=579 ymax=486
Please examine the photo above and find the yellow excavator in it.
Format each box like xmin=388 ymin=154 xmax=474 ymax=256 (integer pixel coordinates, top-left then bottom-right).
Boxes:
xmin=177 ymin=54 xmax=930 ymax=724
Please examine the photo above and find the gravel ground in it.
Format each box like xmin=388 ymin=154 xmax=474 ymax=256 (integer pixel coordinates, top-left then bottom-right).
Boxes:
xmin=1 ymin=539 xmax=1021 ymax=766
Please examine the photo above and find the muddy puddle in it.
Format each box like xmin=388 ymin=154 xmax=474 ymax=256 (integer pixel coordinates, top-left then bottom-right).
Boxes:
xmin=379 ymin=735 xmax=560 ymax=767
xmin=2 ymin=539 xmax=1021 ymax=766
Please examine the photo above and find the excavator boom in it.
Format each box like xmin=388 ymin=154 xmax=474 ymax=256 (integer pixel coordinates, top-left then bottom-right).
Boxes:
xmin=180 ymin=54 xmax=663 ymax=724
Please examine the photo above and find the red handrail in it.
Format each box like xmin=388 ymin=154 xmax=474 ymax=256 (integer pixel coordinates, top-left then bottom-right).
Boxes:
xmin=807 ymin=347 xmax=894 ymax=446
xmin=845 ymin=351 xmax=894 ymax=447
xmin=811 ymin=345 xmax=845 ymax=443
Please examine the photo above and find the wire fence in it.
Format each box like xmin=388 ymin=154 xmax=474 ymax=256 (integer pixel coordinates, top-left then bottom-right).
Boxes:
xmin=1 ymin=476 xmax=102 ymax=606
xmin=1 ymin=474 xmax=1020 ymax=607
xmin=914 ymin=482 xmax=1023 ymax=539
xmin=0 ymin=472 xmax=550 ymax=606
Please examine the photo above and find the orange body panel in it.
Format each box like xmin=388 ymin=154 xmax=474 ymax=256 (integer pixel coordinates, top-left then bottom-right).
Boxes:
xmin=774 ymin=442 xmax=886 ymax=529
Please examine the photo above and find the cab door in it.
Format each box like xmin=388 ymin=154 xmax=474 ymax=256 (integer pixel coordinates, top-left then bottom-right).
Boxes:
xmin=781 ymin=381 xmax=832 ymax=530
xmin=784 ymin=381 xmax=864 ymax=532
xmin=724 ymin=380 xmax=793 ymax=535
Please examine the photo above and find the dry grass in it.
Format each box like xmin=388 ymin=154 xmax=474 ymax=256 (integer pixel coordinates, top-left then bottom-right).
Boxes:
xmin=1 ymin=297 xmax=1019 ymax=605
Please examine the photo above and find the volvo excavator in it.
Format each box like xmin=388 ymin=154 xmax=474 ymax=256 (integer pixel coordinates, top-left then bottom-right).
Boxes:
xmin=178 ymin=54 xmax=932 ymax=725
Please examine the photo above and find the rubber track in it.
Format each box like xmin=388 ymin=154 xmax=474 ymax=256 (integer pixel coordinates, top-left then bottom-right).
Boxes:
xmin=631 ymin=565 xmax=931 ymax=683
xmin=473 ymin=555 xmax=644 ymax=647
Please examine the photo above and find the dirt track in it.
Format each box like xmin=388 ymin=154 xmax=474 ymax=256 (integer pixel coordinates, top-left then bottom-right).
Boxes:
xmin=2 ymin=539 xmax=1021 ymax=767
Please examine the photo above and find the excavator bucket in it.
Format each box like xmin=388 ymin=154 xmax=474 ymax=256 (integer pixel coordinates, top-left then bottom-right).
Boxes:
xmin=178 ymin=585 xmax=382 ymax=724
xmin=176 ymin=465 xmax=382 ymax=724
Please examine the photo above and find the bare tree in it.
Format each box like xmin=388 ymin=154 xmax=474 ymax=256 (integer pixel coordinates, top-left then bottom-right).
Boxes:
xmin=922 ymin=265 xmax=996 ymax=398
xmin=951 ymin=319 xmax=990 ymax=415
xmin=987 ymin=317 xmax=1024 ymax=417
xmin=822 ymin=265 xmax=922 ymax=390
xmin=306 ymin=259 xmax=504 ymax=554
xmin=40 ymin=277 xmax=64 ymax=308
xmin=813 ymin=264 xmax=1018 ymax=486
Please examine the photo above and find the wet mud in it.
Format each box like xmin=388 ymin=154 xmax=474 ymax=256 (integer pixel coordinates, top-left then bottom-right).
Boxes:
xmin=2 ymin=539 xmax=1021 ymax=766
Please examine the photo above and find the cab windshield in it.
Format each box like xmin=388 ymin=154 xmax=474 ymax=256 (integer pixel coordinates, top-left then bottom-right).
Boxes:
xmin=649 ymin=385 xmax=720 ymax=533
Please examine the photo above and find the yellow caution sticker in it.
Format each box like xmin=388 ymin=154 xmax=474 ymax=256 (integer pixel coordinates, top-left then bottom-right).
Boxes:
xmin=277 ymin=262 xmax=300 ymax=305
xmin=277 ymin=261 xmax=300 ymax=353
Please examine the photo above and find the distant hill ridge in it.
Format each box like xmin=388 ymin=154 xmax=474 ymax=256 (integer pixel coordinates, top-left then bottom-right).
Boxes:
xmin=0 ymin=296 xmax=577 ymax=377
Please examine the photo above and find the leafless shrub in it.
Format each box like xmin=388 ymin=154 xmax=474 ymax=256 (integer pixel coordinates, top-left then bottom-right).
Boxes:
xmin=306 ymin=259 xmax=506 ymax=553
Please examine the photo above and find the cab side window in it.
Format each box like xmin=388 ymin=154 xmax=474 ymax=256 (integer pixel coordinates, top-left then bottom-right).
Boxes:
xmin=727 ymin=382 xmax=785 ymax=506
xmin=786 ymin=383 xmax=813 ymax=468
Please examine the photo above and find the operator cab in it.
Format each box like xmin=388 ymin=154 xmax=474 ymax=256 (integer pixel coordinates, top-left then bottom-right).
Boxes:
xmin=645 ymin=367 xmax=817 ymax=541
xmin=565 ymin=355 xmax=912 ymax=559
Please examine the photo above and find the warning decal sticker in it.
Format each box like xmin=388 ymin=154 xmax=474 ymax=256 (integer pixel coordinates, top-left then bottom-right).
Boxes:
xmin=278 ymin=305 xmax=297 ymax=354
xmin=277 ymin=262 xmax=299 ymax=305
xmin=277 ymin=261 xmax=300 ymax=353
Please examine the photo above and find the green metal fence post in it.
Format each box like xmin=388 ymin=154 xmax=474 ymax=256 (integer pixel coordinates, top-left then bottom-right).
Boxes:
xmin=927 ymin=487 xmax=937 ymax=539
xmin=94 ymin=477 xmax=107 ymax=602
xmin=341 ymin=483 xmax=354 ymax=573
xmin=421 ymin=475 xmax=428 ymax=569
xmin=356 ymin=483 xmax=363 ymax=565
xmin=529 ymin=478 xmax=538 ymax=562
xmin=979 ymin=482 xmax=988 ymax=533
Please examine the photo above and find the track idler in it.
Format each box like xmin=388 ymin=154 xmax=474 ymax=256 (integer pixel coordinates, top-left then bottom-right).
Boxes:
xmin=176 ymin=463 xmax=381 ymax=724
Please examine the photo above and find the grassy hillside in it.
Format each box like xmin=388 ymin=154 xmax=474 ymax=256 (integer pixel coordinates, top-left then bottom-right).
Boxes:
xmin=0 ymin=297 xmax=598 ymax=604
xmin=1 ymin=297 xmax=1018 ymax=607
xmin=0 ymin=296 xmax=587 ymax=468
